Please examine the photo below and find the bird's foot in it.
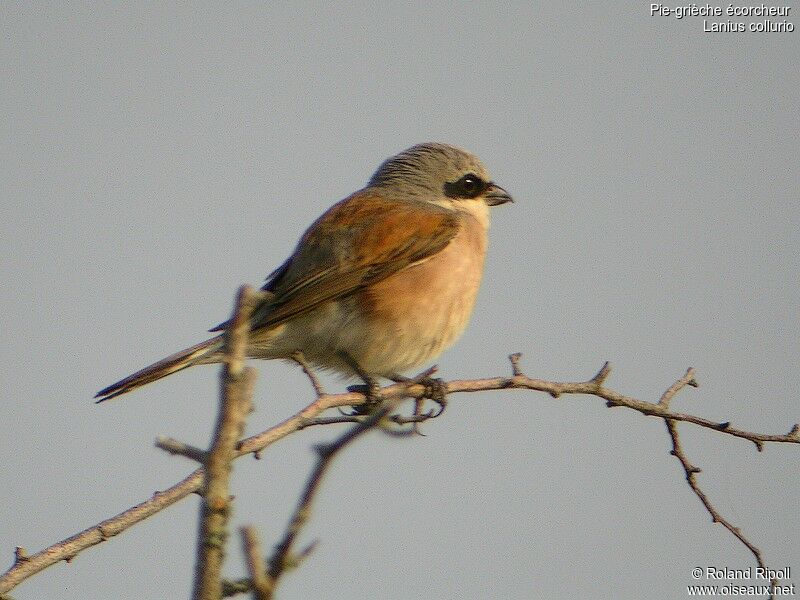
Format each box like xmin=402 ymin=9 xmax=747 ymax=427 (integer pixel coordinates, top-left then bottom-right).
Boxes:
xmin=393 ymin=366 xmax=448 ymax=415
xmin=389 ymin=366 xmax=448 ymax=434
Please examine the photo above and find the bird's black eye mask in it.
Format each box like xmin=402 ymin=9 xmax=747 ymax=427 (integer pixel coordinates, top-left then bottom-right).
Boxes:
xmin=444 ymin=173 xmax=489 ymax=199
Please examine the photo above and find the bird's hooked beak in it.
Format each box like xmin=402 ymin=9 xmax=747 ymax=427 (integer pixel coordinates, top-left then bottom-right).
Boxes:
xmin=485 ymin=183 xmax=514 ymax=206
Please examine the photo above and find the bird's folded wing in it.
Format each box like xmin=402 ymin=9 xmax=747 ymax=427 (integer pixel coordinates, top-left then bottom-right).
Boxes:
xmin=212 ymin=192 xmax=461 ymax=333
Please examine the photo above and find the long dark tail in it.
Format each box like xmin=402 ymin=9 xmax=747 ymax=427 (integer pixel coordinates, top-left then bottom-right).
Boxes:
xmin=95 ymin=337 xmax=223 ymax=403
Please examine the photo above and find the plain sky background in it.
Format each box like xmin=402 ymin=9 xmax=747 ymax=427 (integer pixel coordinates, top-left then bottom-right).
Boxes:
xmin=2 ymin=3 xmax=798 ymax=599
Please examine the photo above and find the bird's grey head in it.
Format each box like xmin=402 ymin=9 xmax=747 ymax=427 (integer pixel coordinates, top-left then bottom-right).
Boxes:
xmin=367 ymin=143 xmax=513 ymax=208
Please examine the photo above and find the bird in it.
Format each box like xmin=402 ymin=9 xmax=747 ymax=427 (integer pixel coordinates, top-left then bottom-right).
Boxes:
xmin=95 ymin=142 xmax=513 ymax=402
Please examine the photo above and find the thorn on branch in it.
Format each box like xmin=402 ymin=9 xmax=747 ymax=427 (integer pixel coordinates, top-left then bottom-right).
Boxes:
xmin=155 ymin=435 xmax=207 ymax=463
xmin=314 ymin=443 xmax=334 ymax=459
xmin=13 ymin=548 xmax=28 ymax=564
xmin=297 ymin=540 xmax=319 ymax=563
xmin=509 ymin=353 xmax=524 ymax=376
xmin=592 ymin=362 xmax=612 ymax=387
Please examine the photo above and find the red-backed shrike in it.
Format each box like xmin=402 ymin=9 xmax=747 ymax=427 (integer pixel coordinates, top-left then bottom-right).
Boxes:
xmin=96 ymin=143 xmax=513 ymax=402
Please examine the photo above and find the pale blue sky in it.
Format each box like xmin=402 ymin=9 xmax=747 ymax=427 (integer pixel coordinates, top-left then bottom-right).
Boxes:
xmin=2 ymin=3 xmax=798 ymax=599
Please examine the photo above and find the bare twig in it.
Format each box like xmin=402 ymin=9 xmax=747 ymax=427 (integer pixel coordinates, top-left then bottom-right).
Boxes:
xmin=192 ymin=285 xmax=258 ymax=600
xmin=222 ymin=400 xmax=403 ymax=599
xmin=1 ymin=358 xmax=797 ymax=595
xmin=266 ymin=397 xmax=403 ymax=595
xmin=658 ymin=369 xmax=779 ymax=599
xmin=239 ymin=527 xmax=271 ymax=600
xmin=666 ymin=421 xmax=779 ymax=598
xmin=155 ymin=436 xmax=207 ymax=462
xmin=509 ymin=352 xmax=524 ymax=377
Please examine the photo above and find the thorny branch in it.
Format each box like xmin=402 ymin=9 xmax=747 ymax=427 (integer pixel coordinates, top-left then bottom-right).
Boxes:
xmin=658 ymin=368 xmax=781 ymax=598
xmin=1 ymin=355 xmax=797 ymax=597
xmin=666 ymin=420 xmax=780 ymax=597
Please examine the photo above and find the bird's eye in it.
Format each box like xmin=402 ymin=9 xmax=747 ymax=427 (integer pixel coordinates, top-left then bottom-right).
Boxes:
xmin=444 ymin=173 xmax=486 ymax=199
xmin=460 ymin=175 xmax=480 ymax=194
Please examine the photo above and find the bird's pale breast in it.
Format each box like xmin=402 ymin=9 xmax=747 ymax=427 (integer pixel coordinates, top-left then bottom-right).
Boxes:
xmin=350 ymin=211 xmax=488 ymax=375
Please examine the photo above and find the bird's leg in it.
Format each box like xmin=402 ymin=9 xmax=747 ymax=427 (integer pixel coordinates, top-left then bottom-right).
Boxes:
xmin=339 ymin=351 xmax=383 ymax=414
xmin=290 ymin=351 xmax=326 ymax=397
